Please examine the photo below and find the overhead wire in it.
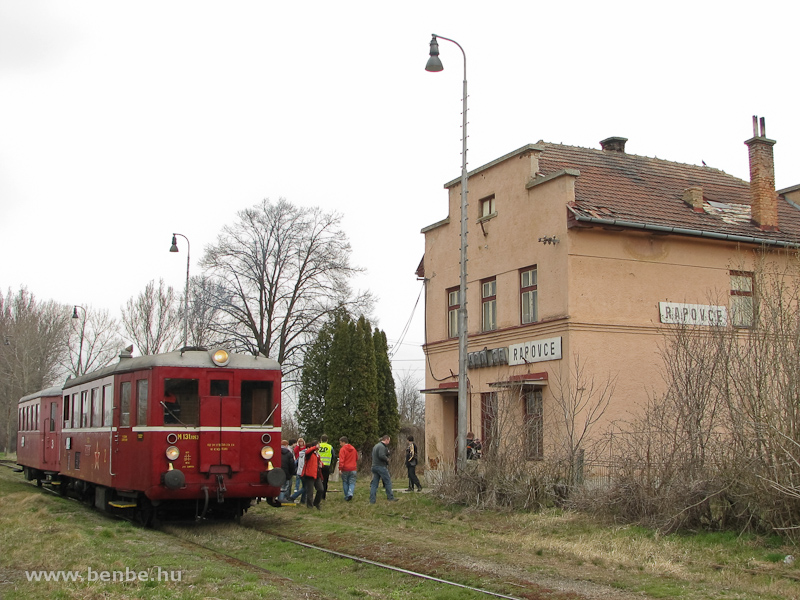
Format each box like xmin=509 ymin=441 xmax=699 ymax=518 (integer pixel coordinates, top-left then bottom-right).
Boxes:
xmin=388 ymin=280 xmax=424 ymax=359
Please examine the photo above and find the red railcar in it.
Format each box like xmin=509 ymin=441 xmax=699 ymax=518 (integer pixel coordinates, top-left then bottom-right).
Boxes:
xmin=17 ymin=386 xmax=63 ymax=482
xmin=17 ymin=347 xmax=286 ymax=523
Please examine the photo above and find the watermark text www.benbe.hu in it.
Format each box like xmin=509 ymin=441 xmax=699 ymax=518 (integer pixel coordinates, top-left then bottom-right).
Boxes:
xmin=25 ymin=567 xmax=182 ymax=583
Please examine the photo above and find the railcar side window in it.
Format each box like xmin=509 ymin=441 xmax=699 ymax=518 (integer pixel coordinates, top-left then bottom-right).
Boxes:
xmin=241 ymin=381 xmax=273 ymax=426
xmin=102 ymin=384 xmax=113 ymax=426
xmin=136 ymin=380 xmax=148 ymax=426
xmin=63 ymin=395 xmax=70 ymax=428
xmin=120 ymin=382 xmax=131 ymax=427
xmin=71 ymin=393 xmax=79 ymax=429
xmin=50 ymin=402 xmax=57 ymax=432
xmin=81 ymin=391 xmax=89 ymax=428
xmin=163 ymin=378 xmax=199 ymax=426
xmin=91 ymin=388 xmax=101 ymax=427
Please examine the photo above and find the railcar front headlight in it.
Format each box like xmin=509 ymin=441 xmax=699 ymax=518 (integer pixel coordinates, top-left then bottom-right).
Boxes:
xmin=211 ymin=349 xmax=230 ymax=366
xmin=166 ymin=446 xmax=180 ymax=461
xmin=260 ymin=446 xmax=274 ymax=460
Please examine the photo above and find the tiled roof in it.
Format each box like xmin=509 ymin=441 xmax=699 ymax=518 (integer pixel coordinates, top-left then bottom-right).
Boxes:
xmin=537 ymin=142 xmax=800 ymax=245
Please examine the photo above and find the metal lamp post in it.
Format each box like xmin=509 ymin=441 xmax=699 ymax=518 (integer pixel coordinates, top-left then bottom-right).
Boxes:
xmin=169 ymin=233 xmax=190 ymax=349
xmin=426 ymin=34 xmax=469 ymax=468
xmin=72 ymin=305 xmax=87 ymax=376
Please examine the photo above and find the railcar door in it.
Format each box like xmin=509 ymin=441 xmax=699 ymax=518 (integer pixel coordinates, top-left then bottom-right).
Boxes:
xmin=43 ymin=400 xmax=59 ymax=467
xmin=199 ymin=373 xmax=240 ymax=473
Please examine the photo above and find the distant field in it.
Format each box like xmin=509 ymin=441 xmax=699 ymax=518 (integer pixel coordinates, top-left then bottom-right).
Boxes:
xmin=1 ymin=466 xmax=799 ymax=599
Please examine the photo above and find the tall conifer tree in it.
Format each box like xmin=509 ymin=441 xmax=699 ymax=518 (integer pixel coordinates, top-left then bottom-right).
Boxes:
xmin=374 ymin=328 xmax=400 ymax=441
xmin=324 ymin=312 xmax=356 ymax=443
xmin=345 ymin=316 xmax=379 ymax=452
xmin=298 ymin=312 xmax=398 ymax=455
xmin=296 ymin=316 xmax=336 ymax=442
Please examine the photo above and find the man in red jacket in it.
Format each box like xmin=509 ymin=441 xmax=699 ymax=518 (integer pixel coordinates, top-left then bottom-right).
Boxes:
xmin=338 ymin=436 xmax=358 ymax=501
xmin=301 ymin=441 xmax=324 ymax=510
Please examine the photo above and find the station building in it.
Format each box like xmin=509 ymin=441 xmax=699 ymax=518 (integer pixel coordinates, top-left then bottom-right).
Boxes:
xmin=418 ymin=118 xmax=800 ymax=466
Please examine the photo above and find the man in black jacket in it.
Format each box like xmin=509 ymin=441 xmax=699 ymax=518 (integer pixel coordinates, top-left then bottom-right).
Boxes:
xmin=278 ymin=439 xmax=296 ymax=502
xmin=369 ymin=435 xmax=397 ymax=503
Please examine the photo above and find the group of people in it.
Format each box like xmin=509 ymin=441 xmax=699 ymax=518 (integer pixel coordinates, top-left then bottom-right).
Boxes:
xmin=276 ymin=434 xmax=423 ymax=509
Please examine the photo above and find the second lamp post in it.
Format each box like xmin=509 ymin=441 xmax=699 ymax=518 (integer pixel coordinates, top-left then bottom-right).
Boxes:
xmin=426 ymin=34 xmax=470 ymax=468
xmin=169 ymin=233 xmax=190 ymax=350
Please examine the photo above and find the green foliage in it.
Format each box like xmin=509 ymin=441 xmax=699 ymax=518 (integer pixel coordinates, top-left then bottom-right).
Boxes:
xmin=325 ymin=315 xmax=378 ymax=452
xmin=324 ymin=313 xmax=360 ymax=448
xmin=296 ymin=317 xmax=335 ymax=442
xmin=373 ymin=328 xmax=399 ymax=441
xmin=297 ymin=311 xmax=399 ymax=455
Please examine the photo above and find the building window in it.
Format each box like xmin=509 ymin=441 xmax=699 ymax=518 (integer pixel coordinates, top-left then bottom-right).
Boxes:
xmin=479 ymin=195 xmax=496 ymax=219
xmin=447 ymin=288 xmax=459 ymax=338
xmin=520 ymin=267 xmax=538 ymax=324
xmin=481 ymin=391 xmax=498 ymax=452
xmin=730 ymin=271 xmax=754 ymax=327
xmin=482 ymin=278 xmax=497 ymax=331
xmin=524 ymin=388 xmax=543 ymax=460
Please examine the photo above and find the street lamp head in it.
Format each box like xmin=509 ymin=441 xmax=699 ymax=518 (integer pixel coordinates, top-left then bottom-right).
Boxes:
xmin=72 ymin=306 xmax=79 ymax=319
xmin=170 ymin=234 xmax=179 ymax=253
xmin=425 ymin=35 xmax=443 ymax=72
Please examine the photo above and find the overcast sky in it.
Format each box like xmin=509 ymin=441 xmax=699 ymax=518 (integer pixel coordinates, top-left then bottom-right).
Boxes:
xmin=1 ymin=1 xmax=797 ymax=383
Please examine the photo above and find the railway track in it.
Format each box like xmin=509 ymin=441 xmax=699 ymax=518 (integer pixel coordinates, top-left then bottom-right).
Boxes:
xmin=5 ymin=465 xmax=525 ymax=599
xmin=166 ymin=521 xmax=526 ymax=600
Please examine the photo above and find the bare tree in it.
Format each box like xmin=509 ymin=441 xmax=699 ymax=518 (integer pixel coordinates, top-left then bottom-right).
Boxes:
xmin=184 ymin=275 xmax=225 ymax=349
xmin=550 ymin=355 xmax=616 ymax=484
xmin=0 ymin=288 xmax=70 ymax=452
xmin=591 ymin=253 xmax=800 ymax=536
xmin=121 ymin=279 xmax=182 ymax=355
xmin=396 ymin=370 xmax=425 ymax=430
xmin=201 ymin=198 xmax=373 ymax=385
xmin=66 ymin=307 xmax=124 ymax=377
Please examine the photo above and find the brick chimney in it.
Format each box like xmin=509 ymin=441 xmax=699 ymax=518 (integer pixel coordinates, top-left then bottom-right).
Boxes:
xmin=745 ymin=116 xmax=778 ymax=231
xmin=600 ymin=137 xmax=628 ymax=153
xmin=683 ymin=186 xmax=704 ymax=212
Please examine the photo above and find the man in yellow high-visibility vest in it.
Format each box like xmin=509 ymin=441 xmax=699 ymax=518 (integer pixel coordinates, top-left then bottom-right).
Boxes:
xmin=318 ymin=434 xmax=337 ymax=500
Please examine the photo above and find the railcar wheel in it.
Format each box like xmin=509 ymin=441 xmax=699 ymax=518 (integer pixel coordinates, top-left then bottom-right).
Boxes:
xmin=233 ymin=501 xmax=247 ymax=523
xmin=136 ymin=500 xmax=156 ymax=528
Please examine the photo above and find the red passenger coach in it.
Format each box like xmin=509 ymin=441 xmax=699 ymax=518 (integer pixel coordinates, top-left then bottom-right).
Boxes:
xmin=17 ymin=347 xmax=286 ymax=523
xmin=17 ymin=386 xmax=63 ymax=482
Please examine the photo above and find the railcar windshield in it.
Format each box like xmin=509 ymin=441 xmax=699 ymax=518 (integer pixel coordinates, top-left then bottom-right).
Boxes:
xmin=163 ymin=378 xmax=199 ymax=426
xmin=241 ymin=380 xmax=274 ymax=426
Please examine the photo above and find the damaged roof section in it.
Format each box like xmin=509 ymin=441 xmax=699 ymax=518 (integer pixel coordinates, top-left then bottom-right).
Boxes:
xmin=540 ymin=136 xmax=800 ymax=246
